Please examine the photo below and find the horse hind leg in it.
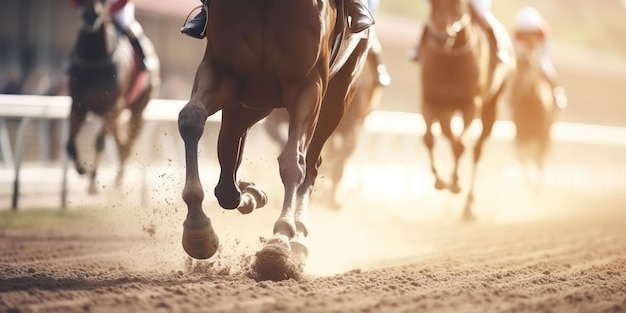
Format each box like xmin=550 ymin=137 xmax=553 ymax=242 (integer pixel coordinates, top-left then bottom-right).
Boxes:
xmin=214 ymin=105 xmax=271 ymax=211
xmin=115 ymin=91 xmax=150 ymax=186
xmin=464 ymin=97 xmax=498 ymax=221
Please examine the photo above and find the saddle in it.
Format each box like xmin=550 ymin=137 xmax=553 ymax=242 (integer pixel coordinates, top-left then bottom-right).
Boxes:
xmin=328 ymin=1 xmax=370 ymax=79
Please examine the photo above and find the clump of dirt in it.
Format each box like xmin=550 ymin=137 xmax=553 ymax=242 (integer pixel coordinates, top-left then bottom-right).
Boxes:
xmin=142 ymin=222 xmax=157 ymax=237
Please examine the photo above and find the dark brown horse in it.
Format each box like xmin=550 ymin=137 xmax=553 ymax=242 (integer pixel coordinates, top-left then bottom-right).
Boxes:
xmin=510 ymin=34 xmax=563 ymax=181
xmin=178 ymin=0 xmax=372 ymax=280
xmin=420 ymin=0 xmax=515 ymax=220
xmin=263 ymin=46 xmax=384 ymax=210
xmin=66 ymin=0 xmax=159 ymax=194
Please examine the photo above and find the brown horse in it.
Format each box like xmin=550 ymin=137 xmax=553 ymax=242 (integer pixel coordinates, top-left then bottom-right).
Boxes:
xmin=510 ymin=35 xmax=562 ymax=181
xmin=420 ymin=0 xmax=515 ymax=220
xmin=177 ymin=0 xmax=372 ymax=280
xmin=66 ymin=0 xmax=159 ymax=194
xmin=263 ymin=46 xmax=384 ymax=210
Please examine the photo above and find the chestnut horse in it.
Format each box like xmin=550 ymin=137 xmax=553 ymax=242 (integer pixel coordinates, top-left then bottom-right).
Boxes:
xmin=420 ymin=0 xmax=515 ymax=220
xmin=178 ymin=0 xmax=372 ymax=280
xmin=510 ymin=35 xmax=563 ymax=181
xmin=263 ymin=46 xmax=384 ymax=210
xmin=66 ymin=0 xmax=159 ymax=194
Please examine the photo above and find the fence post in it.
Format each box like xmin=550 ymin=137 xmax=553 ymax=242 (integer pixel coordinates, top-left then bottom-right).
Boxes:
xmin=12 ymin=117 xmax=31 ymax=210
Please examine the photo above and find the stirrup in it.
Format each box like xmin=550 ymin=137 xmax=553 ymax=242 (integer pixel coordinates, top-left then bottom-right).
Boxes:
xmin=181 ymin=5 xmax=208 ymax=39
xmin=496 ymin=48 xmax=511 ymax=64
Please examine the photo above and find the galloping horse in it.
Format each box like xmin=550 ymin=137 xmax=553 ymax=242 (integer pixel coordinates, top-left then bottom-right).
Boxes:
xmin=510 ymin=34 xmax=562 ymax=180
xmin=66 ymin=0 xmax=159 ymax=194
xmin=178 ymin=0 xmax=372 ymax=280
xmin=420 ymin=0 xmax=515 ymax=220
xmin=264 ymin=46 xmax=384 ymax=210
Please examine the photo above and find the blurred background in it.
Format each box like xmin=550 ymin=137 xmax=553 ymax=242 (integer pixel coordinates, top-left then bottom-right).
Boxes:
xmin=2 ymin=0 xmax=625 ymax=113
xmin=0 ymin=0 xmax=625 ymax=217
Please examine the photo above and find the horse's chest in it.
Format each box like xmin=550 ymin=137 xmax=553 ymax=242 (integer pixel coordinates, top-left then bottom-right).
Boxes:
xmin=69 ymin=65 xmax=121 ymax=112
xmin=422 ymin=54 xmax=482 ymax=103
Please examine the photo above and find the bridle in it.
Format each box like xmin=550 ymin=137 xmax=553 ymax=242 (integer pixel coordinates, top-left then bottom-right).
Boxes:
xmin=80 ymin=0 xmax=107 ymax=33
xmin=426 ymin=11 xmax=474 ymax=55
xmin=71 ymin=0 xmax=115 ymax=68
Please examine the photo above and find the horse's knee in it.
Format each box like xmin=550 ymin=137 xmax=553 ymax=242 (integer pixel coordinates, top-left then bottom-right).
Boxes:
xmin=277 ymin=152 xmax=305 ymax=186
xmin=453 ymin=141 xmax=465 ymax=158
xmin=473 ymin=142 xmax=485 ymax=163
xmin=66 ymin=141 xmax=77 ymax=159
xmin=178 ymin=105 xmax=208 ymax=142
xmin=95 ymin=132 xmax=106 ymax=152
xmin=423 ymin=131 xmax=434 ymax=149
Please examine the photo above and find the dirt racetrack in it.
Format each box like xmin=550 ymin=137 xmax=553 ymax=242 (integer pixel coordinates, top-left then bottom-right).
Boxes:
xmin=2 ymin=13 xmax=626 ymax=313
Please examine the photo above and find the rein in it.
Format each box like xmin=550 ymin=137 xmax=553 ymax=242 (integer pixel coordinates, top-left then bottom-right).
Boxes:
xmin=426 ymin=12 xmax=475 ymax=56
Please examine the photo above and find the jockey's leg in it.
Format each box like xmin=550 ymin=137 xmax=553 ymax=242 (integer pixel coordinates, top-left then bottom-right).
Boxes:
xmin=181 ymin=0 xmax=210 ymax=39
xmin=342 ymin=0 xmax=375 ymax=33
xmin=540 ymin=55 xmax=567 ymax=108
xmin=408 ymin=26 xmax=429 ymax=62
xmin=468 ymin=5 xmax=511 ymax=64
xmin=369 ymin=37 xmax=390 ymax=86
xmin=112 ymin=3 xmax=147 ymax=70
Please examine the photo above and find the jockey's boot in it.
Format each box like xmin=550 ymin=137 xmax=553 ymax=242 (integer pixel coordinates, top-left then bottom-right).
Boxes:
xmin=344 ymin=0 xmax=375 ymax=33
xmin=408 ymin=26 xmax=429 ymax=62
xmin=370 ymin=38 xmax=390 ymax=87
xmin=181 ymin=0 xmax=210 ymax=39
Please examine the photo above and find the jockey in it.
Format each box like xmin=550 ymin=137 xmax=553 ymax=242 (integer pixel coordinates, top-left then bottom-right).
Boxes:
xmin=408 ymin=0 xmax=511 ymax=64
xmin=366 ymin=0 xmax=391 ymax=87
xmin=514 ymin=6 xmax=567 ymax=108
xmin=181 ymin=0 xmax=375 ymax=39
xmin=72 ymin=0 xmax=148 ymax=71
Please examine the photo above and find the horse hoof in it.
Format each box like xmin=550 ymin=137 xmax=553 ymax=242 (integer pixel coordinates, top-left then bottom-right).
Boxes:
xmin=461 ymin=210 xmax=476 ymax=223
xmin=215 ymin=185 xmax=241 ymax=210
xmin=182 ymin=219 xmax=219 ymax=260
xmin=289 ymin=238 xmax=309 ymax=267
xmin=242 ymin=182 xmax=268 ymax=208
xmin=461 ymin=203 xmax=476 ymax=222
xmin=87 ymin=184 xmax=98 ymax=195
xmin=434 ymin=179 xmax=446 ymax=190
xmin=252 ymin=236 xmax=303 ymax=281
xmin=449 ymin=184 xmax=462 ymax=194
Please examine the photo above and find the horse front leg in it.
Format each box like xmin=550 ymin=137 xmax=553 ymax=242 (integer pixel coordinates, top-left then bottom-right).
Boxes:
xmin=440 ymin=112 xmax=468 ymax=195
xmin=253 ymin=82 xmax=323 ymax=281
xmin=177 ymin=46 xmax=228 ymax=260
xmin=214 ymin=105 xmax=270 ymax=211
xmin=115 ymin=92 xmax=149 ymax=186
xmin=178 ymin=102 xmax=218 ymax=259
xmin=422 ymin=106 xmax=446 ymax=190
xmin=66 ymin=104 xmax=88 ymax=176
xmin=87 ymin=124 xmax=107 ymax=195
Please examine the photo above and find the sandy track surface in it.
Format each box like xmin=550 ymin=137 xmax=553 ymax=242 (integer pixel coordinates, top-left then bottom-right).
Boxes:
xmin=2 ymin=193 xmax=626 ymax=313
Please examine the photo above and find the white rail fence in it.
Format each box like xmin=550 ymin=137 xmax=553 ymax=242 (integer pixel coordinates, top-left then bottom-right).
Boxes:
xmin=2 ymin=94 xmax=626 ymax=210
